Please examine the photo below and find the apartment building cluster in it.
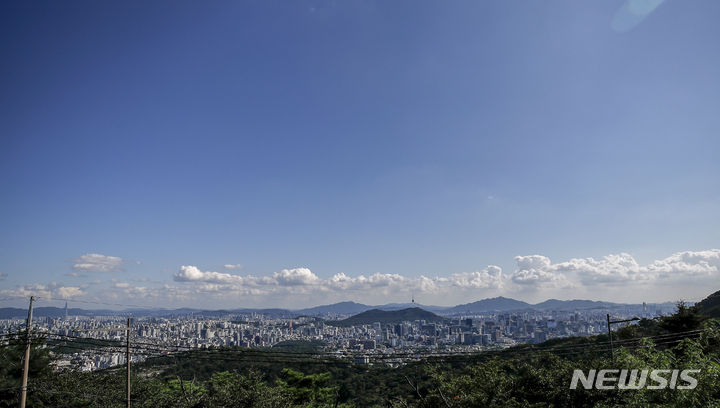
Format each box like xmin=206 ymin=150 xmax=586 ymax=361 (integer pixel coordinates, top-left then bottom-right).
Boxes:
xmin=0 ymin=305 xmax=668 ymax=372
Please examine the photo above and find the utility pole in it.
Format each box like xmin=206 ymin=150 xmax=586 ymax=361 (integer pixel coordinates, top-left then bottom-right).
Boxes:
xmin=19 ymin=296 xmax=34 ymax=408
xmin=607 ymin=314 xmax=640 ymax=360
xmin=126 ymin=317 xmax=130 ymax=408
xmin=74 ymin=317 xmax=132 ymax=407
xmin=606 ymin=314 xmax=613 ymax=360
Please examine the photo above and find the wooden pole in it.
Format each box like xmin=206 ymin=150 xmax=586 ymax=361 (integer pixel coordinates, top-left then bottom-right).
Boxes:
xmin=72 ymin=321 xmax=133 ymax=407
xmin=19 ymin=296 xmax=35 ymax=408
xmin=126 ymin=317 xmax=131 ymax=408
xmin=606 ymin=314 xmax=613 ymax=360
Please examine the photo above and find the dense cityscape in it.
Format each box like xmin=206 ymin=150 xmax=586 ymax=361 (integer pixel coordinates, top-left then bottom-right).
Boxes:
xmin=1 ymin=302 xmax=672 ymax=372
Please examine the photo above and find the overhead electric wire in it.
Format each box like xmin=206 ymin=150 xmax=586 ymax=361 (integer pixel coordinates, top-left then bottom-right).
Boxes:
xmin=126 ymin=330 xmax=712 ymax=366
xmin=34 ymin=326 xmax=714 ymax=364
xmin=24 ymin=387 xmax=141 ymax=402
xmin=3 ymin=329 xmax=714 ymax=376
xmin=0 ymin=297 xmax=28 ymax=302
xmin=35 ymin=296 xmax=179 ymax=310
xmin=6 ymin=304 xmax=716 ymax=369
xmin=44 ymin=332 xmax=335 ymax=357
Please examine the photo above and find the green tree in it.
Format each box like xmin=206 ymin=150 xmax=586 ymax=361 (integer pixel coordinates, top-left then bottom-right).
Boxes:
xmin=0 ymin=329 xmax=52 ymax=407
xmin=276 ymin=369 xmax=337 ymax=407
xmin=392 ymin=323 xmax=720 ymax=408
xmin=658 ymin=301 xmax=706 ymax=334
xmin=205 ymin=370 xmax=288 ymax=408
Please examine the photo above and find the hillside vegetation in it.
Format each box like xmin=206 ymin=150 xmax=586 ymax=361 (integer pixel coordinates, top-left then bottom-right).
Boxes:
xmin=325 ymin=308 xmax=443 ymax=327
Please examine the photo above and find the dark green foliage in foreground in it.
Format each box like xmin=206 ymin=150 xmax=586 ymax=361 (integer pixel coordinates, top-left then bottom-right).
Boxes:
xmin=658 ymin=301 xmax=707 ymax=334
xmin=275 ymin=369 xmax=337 ymax=406
xmin=141 ymin=349 xmax=435 ymax=407
xmin=392 ymin=321 xmax=720 ymax=408
xmin=0 ymin=330 xmax=52 ymax=408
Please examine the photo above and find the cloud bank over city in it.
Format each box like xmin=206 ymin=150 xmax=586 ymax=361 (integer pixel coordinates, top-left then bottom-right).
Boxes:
xmin=2 ymin=249 xmax=717 ymax=309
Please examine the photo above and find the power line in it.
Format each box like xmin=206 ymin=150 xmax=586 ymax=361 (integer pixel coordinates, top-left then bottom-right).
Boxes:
xmin=0 ymin=297 xmax=28 ymax=302
xmin=7 ymin=313 xmax=716 ymax=370
xmin=32 ymin=326 xmax=712 ymax=363
xmin=25 ymin=387 xmax=141 ymax=402
xmin=36 ymin=296 xmax=177 ymax=310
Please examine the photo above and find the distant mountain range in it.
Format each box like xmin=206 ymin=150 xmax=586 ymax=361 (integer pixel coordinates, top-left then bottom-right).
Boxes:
xmin=0 ymin=296 xmax=681 ymax=320
xmin=445 ymin=297 xmax=631 ymax=314
xmin=296 ymin=301 xmax=373 ymax=315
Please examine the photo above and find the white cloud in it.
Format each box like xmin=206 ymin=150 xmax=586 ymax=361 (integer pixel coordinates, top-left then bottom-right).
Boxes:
xmin=644 ymin=249 xmax=719 ymax=277
xmin=173 ymin=266 xmax=324 ymax=287
xmin=173 ymin=266 xmax=247 ymax=285
xmin=170 ymin=265 xmax=508 ymax=303
xmin=58 ymin=286 xmax=84 ymax=298
xmin=553 ymin=249 xmax=720 ymax=285
xmin=66 ymin=272 xmax=87 ymax=278
xmin=325 ymin=272 xmax=411 ymax=291
xmin=511 ymin=255 xmax=573 ymax=288
xmin=272 ymin=268 xmax=322 ymax=286
xmin=555 ymin=253 xmax=649 ymax=285
xmin=0 ymin=282 xmax=86 ymax=300
xmin=504 ymin=250 xmax=720 ymax=289
xmin=222 ymin=264 xmax=244 ymax=269
xmin=445 ymin=266 xmax=506 ymax=289
xmin=71 ymin=253 xmax=125 ymax=273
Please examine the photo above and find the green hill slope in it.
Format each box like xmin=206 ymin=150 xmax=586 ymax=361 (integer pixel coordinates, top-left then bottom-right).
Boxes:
xmin=697 ymin=288 xmax=720 ymax=318
xmin=325 ymin=308 xmax=442 ymax=327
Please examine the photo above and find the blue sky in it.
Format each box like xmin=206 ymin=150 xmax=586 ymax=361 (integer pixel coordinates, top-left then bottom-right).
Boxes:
xmin=1 ymin=1 xmax=719 ymax=310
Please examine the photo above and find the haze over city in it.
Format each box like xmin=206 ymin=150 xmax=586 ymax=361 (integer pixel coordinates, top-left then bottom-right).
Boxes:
xmin=1 ymin=1 xmax=719 ymax=310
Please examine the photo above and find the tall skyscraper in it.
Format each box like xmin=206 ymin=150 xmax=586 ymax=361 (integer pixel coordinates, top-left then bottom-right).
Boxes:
xmin=64 ymin=302 xmax=68 ymax=319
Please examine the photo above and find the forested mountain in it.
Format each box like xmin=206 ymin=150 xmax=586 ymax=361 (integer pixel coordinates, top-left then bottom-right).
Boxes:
xmin=445 ymin=296 xmax=533 ymax=314
xmin=325 ymin=308 xmax=443 ymax=327
xmin=697 ymin=289 xmax=720 ymax=318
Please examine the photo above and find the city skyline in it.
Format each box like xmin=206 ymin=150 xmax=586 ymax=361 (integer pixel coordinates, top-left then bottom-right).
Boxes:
xmin=2 ymin=2 xmax=719 ymax=309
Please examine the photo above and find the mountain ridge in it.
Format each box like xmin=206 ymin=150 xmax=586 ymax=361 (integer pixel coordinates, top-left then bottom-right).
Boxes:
xmin=0 ymin=296 xmax=688 ymax=319
xmin=325 ymin=307 xmax=443 ymax=327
